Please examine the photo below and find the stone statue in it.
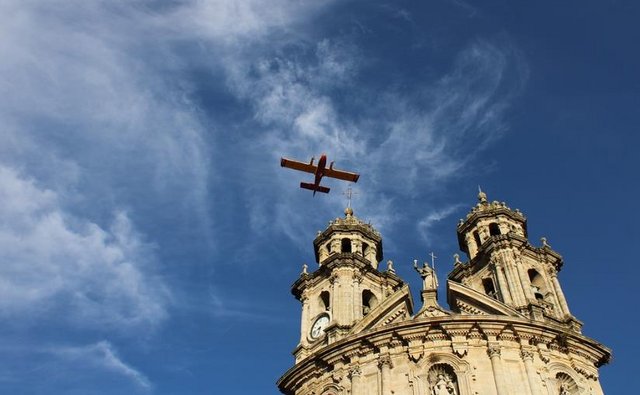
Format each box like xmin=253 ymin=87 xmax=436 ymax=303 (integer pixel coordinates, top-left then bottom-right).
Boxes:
xmin=559 ymin=383 xmax=569 ymax=395
xmin=387 ymin=260 xmax=396 ymax=274
xmin=414 ymin=260 xmax=438 ymax=291
xmin=431 ymin=374 xmax=457 ymax=395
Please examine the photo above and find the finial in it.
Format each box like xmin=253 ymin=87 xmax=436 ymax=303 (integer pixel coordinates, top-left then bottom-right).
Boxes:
xmin=301 ymin=263 xmax=308 ymax=275
xmin=478 ymin=185 xmax=488 ymax=203
xmin=453 ymin=253 xmax=462 ymax=266
xmin=344 ymin=206 xmax=354 ymax=217
xmin=541 ymin=237 xmax=549 ymax=247
xmin=386 ymin=260 xmax=395 ymax=274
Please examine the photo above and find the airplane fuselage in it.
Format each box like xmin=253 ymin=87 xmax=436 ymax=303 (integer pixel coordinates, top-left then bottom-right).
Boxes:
xmin=313 ymin=154 xmax=328 ymax=188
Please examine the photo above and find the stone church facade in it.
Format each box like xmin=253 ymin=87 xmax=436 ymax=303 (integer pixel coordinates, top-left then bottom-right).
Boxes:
xmin=277 ymin=192 xmax=611 ymax=395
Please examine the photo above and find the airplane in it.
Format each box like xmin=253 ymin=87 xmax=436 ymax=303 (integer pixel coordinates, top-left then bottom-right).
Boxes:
xmin=280 ymin=154 xmax=360 ymax=195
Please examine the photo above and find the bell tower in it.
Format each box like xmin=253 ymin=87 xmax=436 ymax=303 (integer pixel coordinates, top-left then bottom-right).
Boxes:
xmin=449 ymin=190 xmax=582 ymax=331
xmin=291 ymin=207 xmax=412 ymax=362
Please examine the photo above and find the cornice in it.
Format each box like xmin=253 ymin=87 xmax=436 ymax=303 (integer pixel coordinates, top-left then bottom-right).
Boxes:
xmin=291 ymin=253 xmax=404 ymax=300
xmin=277 ymin=315 xmax=611 ymax=393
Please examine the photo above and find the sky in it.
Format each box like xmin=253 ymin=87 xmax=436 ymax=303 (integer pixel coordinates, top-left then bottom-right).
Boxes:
xmin=0 ymin=1 xmax=638 ymax=394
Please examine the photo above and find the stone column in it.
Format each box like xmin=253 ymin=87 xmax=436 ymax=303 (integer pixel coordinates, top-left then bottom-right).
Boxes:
xmin=487 ymin=345 xmax=507 ymax=395
xmin=378 ymin=354 xmax=393 ymax=395
xmin=352 ymin=273 xmax=362 ymax=321
xmin=501 ymin=249 xmax=527 ymax=307
xmin=493 ymin=263 xmax=513 ymax=304
xmin=549 ymin=271 xmax=571 ymax=317
xmin=300 ymin=292 xmax=309 ymax=343
xmin=349 ymin=365 xmax=362 ymax=395
xmin=521 ymin=349 xmax=540 ymax=395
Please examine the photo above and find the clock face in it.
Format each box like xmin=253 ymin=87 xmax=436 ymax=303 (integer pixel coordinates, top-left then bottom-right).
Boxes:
xmin=310 ymin=314 xmax=330 ymax=339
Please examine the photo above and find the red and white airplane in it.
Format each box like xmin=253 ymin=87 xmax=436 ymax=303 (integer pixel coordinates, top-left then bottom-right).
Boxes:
xmin=280 ymin=154 xmax=360 ymax=195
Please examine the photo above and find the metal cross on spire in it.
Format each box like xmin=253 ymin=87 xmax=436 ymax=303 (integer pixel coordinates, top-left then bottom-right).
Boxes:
xmin=429 ymin=251 xmax=437 ymax=269
xmin=342 ymin=185 xmax=358 ymax=208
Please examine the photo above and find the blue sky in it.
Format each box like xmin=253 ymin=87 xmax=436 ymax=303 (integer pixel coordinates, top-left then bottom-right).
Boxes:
xmin=0 ymin=1 xmax=637 ymax=394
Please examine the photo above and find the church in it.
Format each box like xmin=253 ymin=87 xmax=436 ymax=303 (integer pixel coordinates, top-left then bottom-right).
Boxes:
xmin=277 ymin=191 xmax=611 ymax=395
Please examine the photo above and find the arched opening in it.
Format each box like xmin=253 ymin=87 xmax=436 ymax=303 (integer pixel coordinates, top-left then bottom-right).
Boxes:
xmin=320 ymin=291 xmax=330 ymax=311
xmin=427 ymin=363 xmax=459 ymax=395
xmin=341 ymin=238 xmax=352 ymax=253
xmin=482 ymin=277 xmax=497 ymax=299
xmin=362 ymin=289 xmax=378 ymax=316
xmin=473 ymin=230 xmax=482 ymax=249
xmin=362 ymin=243 xmax=370 ymax=257
xmin=326 ymin=242 xmax=332 ymax=254
xmin=528 ymin=269 xmax=546 ymax=300
xmin=489 ymin=223 xmax=501 ymax=236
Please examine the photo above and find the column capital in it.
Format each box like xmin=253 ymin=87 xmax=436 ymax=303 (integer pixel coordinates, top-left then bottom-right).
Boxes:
xmin=487 ymin=345 xmax=502 ymax=359
xmin=378 ymin=354 xmax=393 ymax=369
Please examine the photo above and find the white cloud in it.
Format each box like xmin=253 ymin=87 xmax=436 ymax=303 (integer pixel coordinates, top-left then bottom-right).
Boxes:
xmin=417 ymin=204 xmax=464 ymax=241
xmin=0 ymin=166 xmax=169 ymax=329
xmin=51 ymin=341 xmax=151 ymax=390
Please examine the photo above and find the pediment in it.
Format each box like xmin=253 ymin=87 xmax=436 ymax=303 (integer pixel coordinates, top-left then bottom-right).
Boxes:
xmin=349 ymin=284 xmax=414 ymax=334
xmin=447 ymin=281 xmax=523 ymax=317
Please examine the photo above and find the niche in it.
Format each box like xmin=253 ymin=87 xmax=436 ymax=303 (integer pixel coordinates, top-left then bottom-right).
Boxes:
xmin=473 ymin=230 xmax=482 ymax=249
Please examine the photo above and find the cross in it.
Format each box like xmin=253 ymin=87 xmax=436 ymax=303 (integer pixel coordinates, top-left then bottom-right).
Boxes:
xmin=342 ymin=186 xmax=358 ymax=208
xmin=429 ymin=252 xmax=437 ymax=269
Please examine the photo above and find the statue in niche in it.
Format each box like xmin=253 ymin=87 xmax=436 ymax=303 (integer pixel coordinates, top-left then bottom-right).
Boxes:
xmin=431 ymin=373 xmax=457 ymax=395
xmin=559 ymin=384 xmax=569 ymax=395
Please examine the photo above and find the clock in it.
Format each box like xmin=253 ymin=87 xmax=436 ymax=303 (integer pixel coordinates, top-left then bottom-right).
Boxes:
xmin=310 ymin=314 xmax=330 ymax=339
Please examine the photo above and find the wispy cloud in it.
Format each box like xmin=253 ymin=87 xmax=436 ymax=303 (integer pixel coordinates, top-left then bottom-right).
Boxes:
xmin=417 ymin=203 xmax=465 ymax=242
xmin=0 ymin=166 xmax=169 ymax=329
xmin=222 ymin=36 xmax=527 ymax=247
xmin=51 ymin=341 xmax=151 ymax=390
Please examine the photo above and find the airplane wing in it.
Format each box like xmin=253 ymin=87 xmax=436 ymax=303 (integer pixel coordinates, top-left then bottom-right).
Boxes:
xmin=280 ymin=157 xmax=317 ymax=174
xmin=324 ymin=167 xmax=360 ymax=182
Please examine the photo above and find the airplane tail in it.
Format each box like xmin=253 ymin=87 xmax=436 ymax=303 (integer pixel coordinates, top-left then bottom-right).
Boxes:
xmin=300 ymin=182 xmax=330 ymax=195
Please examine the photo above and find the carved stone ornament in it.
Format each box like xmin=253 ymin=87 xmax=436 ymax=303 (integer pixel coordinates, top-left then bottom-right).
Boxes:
xmin=451 ymin=342 xmax=468 ymax=358
xmin=407 ymin=344 xmax=424 ymax=363
xmin=378 ymin=354 xmax=393 ymax=369
xmin=520 ymin=349 xmax=535 ymax=361
xmin=348 ymin=365 xmax=361 ymax=378
xmin=487 ymin=346 xmax=501 ymax=359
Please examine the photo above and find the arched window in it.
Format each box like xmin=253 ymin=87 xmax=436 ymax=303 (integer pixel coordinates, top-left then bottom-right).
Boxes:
xmin=362 ymin=289 xmax=378 ymax=316
xmin=341 ymin=238 xmax=352 ymax=253
xmin=473 ymin=230 xmax=482 ymax=249
xmin=320 ymin=291 xmax=330 ymax=311
xmin=362 ymin=243 xmax=369 ymax=257
xmin=326 ymin=242 xmax=332 ymax=254
xmin=489 ymin=223 xmax=501 ymax=236
xmin=528 ymin=269 xmax=546 ymax=300
xmin=428 ymin=363 xmax=459 ymax=395
xmin=482 ymin=277 xmax=497 ymax=298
